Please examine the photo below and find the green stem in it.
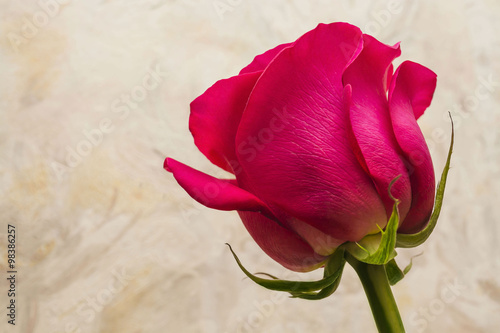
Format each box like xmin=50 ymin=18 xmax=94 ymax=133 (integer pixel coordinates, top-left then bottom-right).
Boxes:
xmin=346 ymin=254 xmax=405 ymax=333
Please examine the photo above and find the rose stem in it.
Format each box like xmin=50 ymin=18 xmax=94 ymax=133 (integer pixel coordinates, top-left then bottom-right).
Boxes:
xmin=345 ymin=253 xmax=406 ymax=333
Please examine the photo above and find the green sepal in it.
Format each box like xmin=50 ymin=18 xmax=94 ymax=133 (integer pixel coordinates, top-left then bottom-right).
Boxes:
xmin=226 ymin=244 xmax=341 ymax=293
xmin=396 ymin=117 xmax=454 ymax=248
xmin=343 ymin=179 xmax=400 ymax=265
xmin=254 ymin=272 xmax=280 ymax=279
xmin=403 ymin=255 xmax=417 ymax=275
xmin=385 ymin=259 xmax=404 ymax=286
xmin=385 ymin=253 xmax=421 ymax=285
xmin=289 ymin=248 xmax=346 ymax=300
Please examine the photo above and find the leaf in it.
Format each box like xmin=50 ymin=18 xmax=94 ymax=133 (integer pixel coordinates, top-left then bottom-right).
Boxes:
xmin=226 ymin=244 xmax=342 ymax=293
xmin=344 ymin=177 xmax=400 ymax=265
xmin=396 ymin=115 xmax=454 ymax=248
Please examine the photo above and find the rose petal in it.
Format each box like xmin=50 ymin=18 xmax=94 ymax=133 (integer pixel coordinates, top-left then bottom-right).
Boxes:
xmin=165 ymin=158 xmax=268 ymax=212
xmin=342 ymin=34 xmax=412 ymax=221
xmin=385 ymin=64 xmax=394 ymax=93
xmin=238 ymin=211 xmax=326 ymax=272
xmin=285 ymin=218 xmax=345 ymax=257
xmin=391 ymin=61 xmax=438 ymax=120
xmin=235 ymin=23 xmax=387 ymax=242
xmin=388 ymin=61 xmax=437 ymax=233
xmin=190 ymin=71 xmax=262 ymax=174
xmin=239 ymin=43 xmax=293 ymax=74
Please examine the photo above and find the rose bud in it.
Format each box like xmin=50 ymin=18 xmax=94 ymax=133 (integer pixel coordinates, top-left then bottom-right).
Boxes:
xmin=165 ymin=22 xmax=437 ymax=272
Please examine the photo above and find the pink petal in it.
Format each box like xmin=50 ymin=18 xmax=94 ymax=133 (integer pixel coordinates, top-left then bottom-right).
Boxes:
xmin=342 ymin=34 xmax=412 ymax=221
xmin=388 ymin=61 xmax=437 ymax=233
xmin=238 ymin=211 xmax=326 ymax=272
xmin=164 ymin=158 xmax=268 ymax=213
xmin=235 ymin=23 xmax=387 ymax=243
xmin=239 ymin=43 xmax=293 ymax=74
xmin=391 ymin=61 xmax=438 ymax=120
xmin=190 ymin=71 xmax=262 ymax=174
xmin=385 ymin=64 xmax=394 ymax=93
xmin=286 ymin=218 xmax=345 ymax=256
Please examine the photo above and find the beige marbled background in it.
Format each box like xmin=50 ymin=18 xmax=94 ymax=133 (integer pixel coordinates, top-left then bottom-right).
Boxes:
xmin=1 ymin=0 xmax=499 ymax=332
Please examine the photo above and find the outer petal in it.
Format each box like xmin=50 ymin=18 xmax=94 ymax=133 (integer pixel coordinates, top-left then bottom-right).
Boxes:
xmin=238 ymin=211 xmax=326 ymax=272
xmin=164 ymin=158 xmax=268 ymax=213
xmin=388 ymin=61 xmax=437 ymax=233
xmin=239 ymin=43 xmax=293 ymax=74
xmin=285 ymin=218 xmax=345 ymax=256
xmin=385 ymin=64 xmax=394 ymax=93
xmin=342 ymin=34 xmax=412 ymax=221
xmin=190 ymin=71 xmax=262 ymax=174
xmin=235 ymin=23 xmax=387 ymax=243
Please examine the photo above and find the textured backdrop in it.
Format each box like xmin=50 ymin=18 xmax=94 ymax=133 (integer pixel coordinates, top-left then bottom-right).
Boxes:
xmin=1 ymin=0 xmax=499 ymax=332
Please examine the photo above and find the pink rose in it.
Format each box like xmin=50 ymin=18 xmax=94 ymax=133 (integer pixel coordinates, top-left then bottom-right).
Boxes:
xmin=165 ymin=22 xmax=437 ymax=272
